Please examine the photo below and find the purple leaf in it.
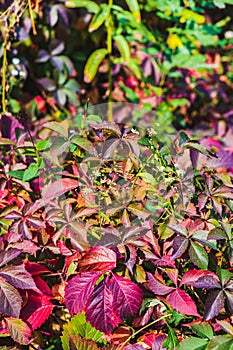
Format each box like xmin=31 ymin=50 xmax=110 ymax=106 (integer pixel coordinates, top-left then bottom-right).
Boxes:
xmin=51 ymin=41 xmax=65 ymax=56
xmin=0 ymin=279 xmax=22 ymax=317
xmin=171 ymin=236 xmax=189 ymax=259
xmin=5 ymin=211 xmax=22 ymax=220
xmin=208 ymin=150 xmax=233 ymax=168
xmin=225 ymin=291 xmax=233 ymax=314
xmin=86 ymin=277 xmax=122 ymax=334
xmin=38 ymin=78 xmax=56 ymax=92
xmin=124 ymin=345 xmax=145 ymax=350
xmin=36 ymin=50 xmax=50 ymax=63
xmin=0 ymin=249 xmax=21 ymax=268
xmin=180 ymin=270 xmax=217 ymax=286
xmin=65 ymin=272 xmax=100 ymax=315
xmin=0 ymin=265 xmax=37 ymax=290
xmin=102 ymin=138 xmax=120 ymax=158
xmin=194 ymin=275 xmax=221 ymax=289
xmin=0 ymin=114 xmax=24 ymax=142
xmin=109 ymin=273 xmax=143 ymax=319
xmin=204 ymin=290 xmax=225 ymax=320
xmin=147 ymin=272 xmax=175 ymax=296
xmin=152 ymin=334 xmax=167 ymax=350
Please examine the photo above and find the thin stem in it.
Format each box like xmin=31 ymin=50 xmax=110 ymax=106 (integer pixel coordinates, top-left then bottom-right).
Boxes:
xmin=107 ymin=0 xmax=113 ymax=121
xmin=118 ymin=313 xmax=172 ymax=349
xmin=1 ymin=36 xmax=8 ymax=113
xmin=28 ymin=0 xmax=37 ymax=35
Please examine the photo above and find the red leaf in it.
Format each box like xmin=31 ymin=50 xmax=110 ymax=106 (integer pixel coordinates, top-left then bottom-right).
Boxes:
xmin=10 ymin=241 xmax=39 ymax=254
xmin=41 ymin=178 xmax=79 ymax=201
xmin=65 ymin=272 xmax=100 ymax=315
xmin=124 ymin=345 xmax=145 ymax=350
xmin=33 ymin=275 xmax=52 ymax=295
xmin=166 ymin=288 xmax=199 ymax=316
xmin=86 ymin=277 xmax=122 ymax=334
xmin=24 ymin=261 xmax=50 ymax=275
xmin=78 ymin=246 xmax=117 ymax=272
xmin=180 ymin=270 xmax=217 ymax=286
xmin=109 ymin=274 xmax=143 ymax=319
xmin=20 ymin=291 xmax=53 ymax=330
xmin=147 ymin=273 xmax=175 ymax=296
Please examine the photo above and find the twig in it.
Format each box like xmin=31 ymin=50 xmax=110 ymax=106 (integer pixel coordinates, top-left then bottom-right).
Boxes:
xmin=118 ymin=313 xmax=172 ymax=349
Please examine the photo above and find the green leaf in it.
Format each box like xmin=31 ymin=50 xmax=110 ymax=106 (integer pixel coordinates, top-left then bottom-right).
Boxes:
xmin=68 ymin=335 xmax=99 ymax=350
xmin=206 ymin=334 xmax=233 ymax=350
xmin=192 ymin=322 xmax=214 ymax=340
xmin=162 ymin=324 xmax=179 ymax=350
xmin=138 ymin=172 xmax=156 ymax=185
xmin=114 ymin=34 xmax=130 ymax=61
xmin=170 ymin=54 xmax=207 ymax=70
xmin=36 ymin=140 xmax=52 ymax=151
xmin=84 ymin=48 xmax=108 ymax=83
xmin=65 ymin=0 xmax=100 ymax=13
xmin=169 ymin=98 xmax=189 ymax=108
xmin=86 ymin=115 xmax=102 ymax=123
xmin=22 ymin=163 xmax=39 ymax=182
xmin=213 ymin=0 xmax=233 ymax=8
xmin=70 ymin=135 xmax=93 ymax=152
xmin=176 ymin=336 xmax=208 ymax=350
xmin=61 ymin=312 xmax=106 ymax=350
xmin=125 ymin=0 xmax=141 ymax=21
xmin=0 ymin=138 xmax=16 ymax=146
xmin=127 ymin=58 xmax=141 ymax=79
xmin=7 ymin=170 xmax=24 ymax=180
xmin=44 ymin=121 xmax=68 ymax=138
xmin=217 ymin=320 xmax=233 ymax=336
xmin=179 ymin=131 xmax=190 ymax=147
xmin=185 ymin=142 xmax=215 ymax=158
xmin=6 ymin=318 xmax=31 ymax=346
xmin=88 ymin=4 xmax=108 ymax=32
xmin=189 ymin=241 xmax=208 ymax=270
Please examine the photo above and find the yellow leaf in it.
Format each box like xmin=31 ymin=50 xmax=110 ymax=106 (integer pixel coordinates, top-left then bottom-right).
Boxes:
xmin=167 ymin=33 xmax=183 ymax=50
xmin=180 ymin=9 xmax=205 ymax=24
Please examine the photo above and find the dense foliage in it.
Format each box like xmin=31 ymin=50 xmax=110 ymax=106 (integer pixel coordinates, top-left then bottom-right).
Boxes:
xmin=0 ymin=0 xmax=233 ymax=349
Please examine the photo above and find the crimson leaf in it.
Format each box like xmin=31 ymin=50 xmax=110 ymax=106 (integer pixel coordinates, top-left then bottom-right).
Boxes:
xmin=166 ymin=288 xmax=199 ymax=316
xmin=147 ymin=273 xmax=175 ymax=296
xmin=20 ymin=291 xmax=53 ymax=330
xmin=65 ymin=272 xmax=100 ymax=315
xmin=78 ymin=247 xmax=117 ymax=272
